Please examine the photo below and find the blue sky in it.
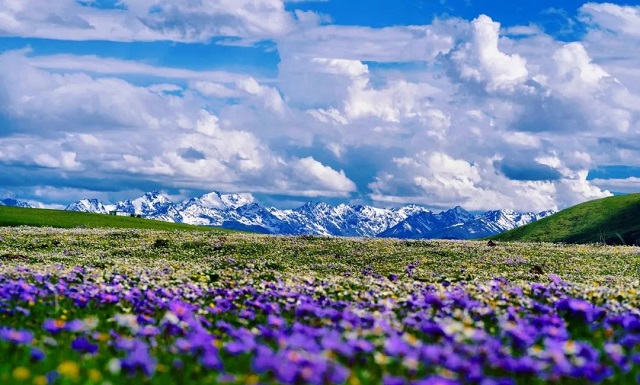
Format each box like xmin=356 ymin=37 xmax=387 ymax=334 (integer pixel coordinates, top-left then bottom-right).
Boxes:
xmin=0 ymin=0 xmax=639 ymax=211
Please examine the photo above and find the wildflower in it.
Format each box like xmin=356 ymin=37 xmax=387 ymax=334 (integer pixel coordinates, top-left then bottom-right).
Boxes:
xmin=71 ymin=337 xmax=98 ymax=355
xmin=57 ymin=361 xmax=80 ymax=381
xmin=556 ymin=298 xmax=597 ymax=323
xmin=88 ymin=369 xmax=102 ymax=382
xmin=30 ymin=347 xmax=46 ymax=362
xmin=120 ymin=340 xmax=156 ymax=377
xmin=107 ymin=358 xmax=121 ymax=375
xmin=12 ymin=367 xmax=30 ymax=381
xmin=42 ymin=319 xmax=66 ymax=334
xmin=0 ymin=328 xmax=33 ymax=345
xmin=383 ymin=375 xmax=406 ymax=385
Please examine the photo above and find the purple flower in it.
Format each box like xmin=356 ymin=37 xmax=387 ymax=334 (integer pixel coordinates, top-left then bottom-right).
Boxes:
xmin=46 ymin=371 xmax=60 ymax=384
xmin=548 ymin=274 xmax=563 ymax=285
xmin=0 ymin=328 xmax=33 ymax=345
xmin=42 ymin=319 xmax=83 ymax=334
xmin=556 ymin=298 xmax=596 ymax=323
xmin=411 ymin=376 xmax=460 ymax=385
xmin=30 ymin=347 xmax=46 ymax=362
xmin=168 ymin=300 xmax=194 ymax=320
xmin=225 ymin=329 xmax=257 ymax=355
xmin=328 ymin=363 xmax=349 ymax=384
xmin=321 ymin=331 xmax=354 ymax=357
xmin=71 ymin=336 xmax=98 ymax=354
xmin=119 ymin=340 xmax=156 ymax=377
xmin=201 ymin=348 xmax=223 ymax=370
xmin=273 ymin=359 xmax=298 ymax=384
xmin=480 ymin=379 xmax=515 ymax=385
xmin=252 ymin=345 xmax=275 ymax=373
xmin=383 ymin=375 xmax=407 ymax=385
xmin=384 ymin=334 xmax=409 ymax=356
xmin=406 ymin=264 xmax=416 ymax=277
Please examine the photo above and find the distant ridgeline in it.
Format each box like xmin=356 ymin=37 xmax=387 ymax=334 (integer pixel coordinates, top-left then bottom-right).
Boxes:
xmin=492 ymin=193 xmax=640 ymax=245
xmin=56 ymin=191 xmax=554 ymax=239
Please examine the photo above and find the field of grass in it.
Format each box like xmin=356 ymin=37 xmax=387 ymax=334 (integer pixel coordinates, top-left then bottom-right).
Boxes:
xmin=1 ymin=227 xmax=640 ymax=384
xmin=0 ymin=206 xmax=232 ymax=232
xmin=492 ymin=194 xmax=640 ymax=245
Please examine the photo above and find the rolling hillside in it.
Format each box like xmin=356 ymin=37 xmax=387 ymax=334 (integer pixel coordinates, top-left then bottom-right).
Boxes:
xmin=0 ymin=206 xmax=231 ymax=232
xmin=492 ymin=193 xmax=640 ymax=245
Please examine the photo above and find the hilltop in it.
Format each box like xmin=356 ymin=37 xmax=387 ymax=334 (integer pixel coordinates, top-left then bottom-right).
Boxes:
xmin=492 ymin=193 xmax=640 ymax=245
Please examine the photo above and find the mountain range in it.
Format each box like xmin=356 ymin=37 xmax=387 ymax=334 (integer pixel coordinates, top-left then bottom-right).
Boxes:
xmin=59 ymin=191 xmax=554 ymax=239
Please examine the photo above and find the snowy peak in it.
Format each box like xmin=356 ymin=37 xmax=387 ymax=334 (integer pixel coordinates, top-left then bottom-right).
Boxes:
xmin=438 ymin=206 xmax=473 ymax=225
xmin=295 ymin=201 xmax=332 ymax=215
xmin=221 ymin=193 xmax=255 ymax=209
xmin=65 ymin=198 xmax=108 ymax=214
xmin=192 ymin=192 xmax=226 ymax=210
xmin=0 ymin=198 xmax=33 ymax=208
xmin=114 ymin=191 xmax=175 ymax=216
xmin=394 ymin=205 xmax=431 ymax=217
xmin=183 ymin=192 xmax=256 ymax=210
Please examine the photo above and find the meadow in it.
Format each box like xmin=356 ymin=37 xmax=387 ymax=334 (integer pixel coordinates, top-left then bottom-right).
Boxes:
xmin=1 ymin=227 xmax=640 ymax=384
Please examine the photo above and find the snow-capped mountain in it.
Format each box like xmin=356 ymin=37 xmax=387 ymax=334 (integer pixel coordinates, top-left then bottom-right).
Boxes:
xmin=0 ymin=198 xmax=33 ymax=208
xmin=379 ymin=206 xmax=475 ymax=239
xmin=64 ymin=191 xmax=555 ymax=239
xmin=112 ymin=191 xmax=182 ymax=222
xmin=177 ymin=191 xmax=260 ymax=226
xmin=65 ymin=198 xmax=108 ymax=214
xmin=380 ymin=207 xmax=554 ymax=239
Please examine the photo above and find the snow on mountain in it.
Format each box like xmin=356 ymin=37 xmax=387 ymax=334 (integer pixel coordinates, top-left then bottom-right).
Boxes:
xmin=61 ymin=190 xmax=554 ymax=239
xmin=438 ymin=206 xmax=475 ymax=226
xmin=65 ymin=199 xmax=108 ymax=214
xmin=381 ymin=207 xmax=554 ymax=239
xmin=221 ymin=193 xmax=255 ymax=209
xmin=177 ymin=192 xmax=257 ymax=226
xmin=380 ymin=206 xmax=474 ymax=239
xmin=0 ymin=198 xmax=33 ymax=208
xmin=177 ymin=198 xmax=226 ymax=226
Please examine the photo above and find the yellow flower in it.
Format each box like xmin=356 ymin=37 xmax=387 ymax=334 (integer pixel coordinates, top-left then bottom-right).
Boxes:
xmin=33 ymin=375 xmax=48 ymax=385
xmin=373 ymin=352 xmax=389 ymax=365
xmin=348 ymin=373 xmax=361 ymax=385
xmin=88 ymin=369 xmax=101 ymax=382
xmin=12 ymin=366 xmax=30 ymax=381
xmin=57 ymin=361 xmax=80 ymax=381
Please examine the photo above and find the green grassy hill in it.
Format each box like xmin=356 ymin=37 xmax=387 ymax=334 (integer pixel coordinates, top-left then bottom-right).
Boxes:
xmin=491 ymin=193 xmax=640 ymax=245
xmin=0 ymin=206 xmax=231 ymax=232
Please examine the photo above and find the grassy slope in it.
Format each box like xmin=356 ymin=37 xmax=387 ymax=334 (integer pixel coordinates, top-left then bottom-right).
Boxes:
xmin=492 ymin=193 xmax=640 ymax=245
xmin=0 ymin=206 xmax=231 ymax=232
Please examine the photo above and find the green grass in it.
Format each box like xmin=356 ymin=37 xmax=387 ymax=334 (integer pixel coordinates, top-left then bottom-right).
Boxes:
xmin=0 ymin=206 xmax=232 ymax=232
xmin=492 ymin=193 xmax=640 ymax=245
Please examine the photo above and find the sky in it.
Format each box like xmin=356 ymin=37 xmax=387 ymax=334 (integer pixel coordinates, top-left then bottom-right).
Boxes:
xmin=1 ymin=0 xmax=640 ymax=212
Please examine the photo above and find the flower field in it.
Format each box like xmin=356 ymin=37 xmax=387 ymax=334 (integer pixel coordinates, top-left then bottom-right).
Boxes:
xmin=1 ymin=228 xmax=639 ymax=384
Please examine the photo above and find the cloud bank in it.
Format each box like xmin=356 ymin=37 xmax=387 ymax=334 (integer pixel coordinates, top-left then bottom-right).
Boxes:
xmin=2 ymin=2 xmax=640 ymax=211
